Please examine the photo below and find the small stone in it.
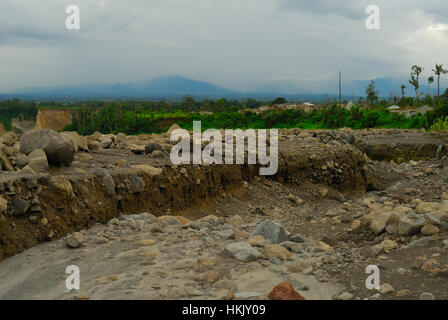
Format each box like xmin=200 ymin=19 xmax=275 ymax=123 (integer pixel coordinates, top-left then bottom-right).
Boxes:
xmin=222 ymin=242 xmax=262 ymax=263
xmin=419 ymin=292 xmax=435 ymax=300
xmin=268 ymin=282 xmax=305 ymax=300
xmin=378 ymin=283 xmax=394 ymax=294
xmin=263 ymin=244 xmax=292 ymax=261
xmin=338 ymin=292 xmax=354 ymax=300
xmin=248 ymin=235 xmax=265 ymax=247
xmin=139 ymin=239 xmax=156 ymax=246
xmin=421 ymin=224 xmax=440 ymax=235
xmin=290 ymin=233 xmax=307 ymax=243
xmin=66 ymin=232 xmax=84 ymax=249
xmin=251 ymin=220 xmax=290 ymax=244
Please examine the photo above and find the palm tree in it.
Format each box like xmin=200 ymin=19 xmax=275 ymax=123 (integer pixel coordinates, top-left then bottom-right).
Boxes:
xmin=409 ymin=65 xmax=423 ymax=103
xmin=433 ymin=64 xmax=448 ymax=107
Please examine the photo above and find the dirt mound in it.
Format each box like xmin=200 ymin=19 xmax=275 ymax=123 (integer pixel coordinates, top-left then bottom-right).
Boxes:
xmin=35 ymin=109 xmax=72 ymax=131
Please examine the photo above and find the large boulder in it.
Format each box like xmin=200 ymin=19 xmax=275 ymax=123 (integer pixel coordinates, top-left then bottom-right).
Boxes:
xmin=0 ymin=132 xmax=16 ymax=146
xmin=19 ymin=129 xmax=76 ymax=166
xmin=61 ymin=132 xmax=89 ymax=152
xmin=27 ymin=149 xmax=49 ymax=173
xmin=250 ymin=220 xmax=290 ymax=244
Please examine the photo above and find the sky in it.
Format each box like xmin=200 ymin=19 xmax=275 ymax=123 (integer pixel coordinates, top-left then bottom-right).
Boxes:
xmin=1 ymin=0 xmax=448 ymax=93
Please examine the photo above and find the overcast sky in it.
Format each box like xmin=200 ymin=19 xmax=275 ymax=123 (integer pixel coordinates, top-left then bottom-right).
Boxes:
xmin=1 ymin=0 xmax=448 ymax=92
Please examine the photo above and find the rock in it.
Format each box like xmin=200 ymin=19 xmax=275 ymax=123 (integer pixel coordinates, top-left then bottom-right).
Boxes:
xmin=0 ymin=132 xmax=15 ymax=146
xmin=66 ymin=232 xmax=84 ymax=248
xmin=426 ymin=210 xmax=448 ymax=225
xmin=213 ymin=229 xmax=236 ymax=240
xmin=87 ymin=140 xmax=99 ymax=150
xmin=415 ymin=202 xmax=440 ymax=214
xmin=198 ymin=271 xmax=221 ymax=284
xmin=268 ymin=282 xmax=305 ymax=300
xmin=0 ymin=196 xmax=8 ymax=214
xmin=370 ymin=212 xmax=391 ymax=234
xmin=409 ymin=237 xmax=434 ymax=247
xmin=234 ymin=292 xmax=263 ymax=299
xmin=12 ymin=198 xmax=29 ymax=216
xmin=20 ymin=129 xmax=75 ymax=166
xmin=378 ymin=283 xmax=395 ymax=294
xmin=351 ymin=220 xmax=361 ymax=231
xmin=399 ymin=213 xmax=426 ymax=235
xmin=27 ymin=149 xmax=49 ymax=173
xmin=116 ymin=133 xmax=127 ymax=144
xmin=139 ymin=239 xmax=156 ymax=246
xmin=0 ymin=151 xmax=14 ymax=171
xmin=248 ymin=235 xmax=265 ymax=247
xmin=222 ymin=242 xmax=262 ymax=263
xmin=290 ymin=233 xmax=307 ymax=243
xmin=421 ymin=224 xmax=440 ymax=235
xmin=150 ymin=150 xmax=164 ymax=158
xmin=145 ymin=142 xmax=163 ymax=155
xmin=15 ymin=154 xmax=28 ymax=168
xmin=421 ymin=259 xmax=440 ymax=274
xmin=419 ymin=292 xmax=435 ymax=300
xmin=61 ymin=132 xmax=89 ymax=151
xmin=102 ymin=174 xmax=115 ymax=197
xmin=381 ymin=239 xmax=398 ymax=252
xmin=130 ymin=175 xmax=145 ymax=193
xmin=288 ymin=194 xmax=303 ymax=205
xmin=263 ymin=244 xmax=292 ymax=261
xmin=228 ymin=215 xmax=243 ymax=225
xmin=99 ymin=137 xmax=113 ymax=149
xmin=250 ymin=220 xmax=290 ymax=244
xmin=338 ymin=292 xmax=354 ymax=300
xmin=167 ymin=123 xmax=182 ymax=134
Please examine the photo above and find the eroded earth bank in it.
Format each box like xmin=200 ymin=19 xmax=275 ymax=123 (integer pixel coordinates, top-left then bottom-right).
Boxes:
xmin=0 ymin=128 xmax=447 ymax=300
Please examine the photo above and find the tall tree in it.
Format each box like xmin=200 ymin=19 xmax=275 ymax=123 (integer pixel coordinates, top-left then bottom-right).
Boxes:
xmin=409 ymin=65 xmax=423 ymax=102
xmin=400 ymin=84 xmax=406 ymax=101
xmin=433 ymin=64 xmax=448 ymax=107
xmin=365 ymin=80 xmax=379 ymax=105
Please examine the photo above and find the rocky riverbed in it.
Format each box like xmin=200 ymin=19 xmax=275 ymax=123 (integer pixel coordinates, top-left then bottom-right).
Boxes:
xmin=0 ymin=127 xmax=448 ymax=300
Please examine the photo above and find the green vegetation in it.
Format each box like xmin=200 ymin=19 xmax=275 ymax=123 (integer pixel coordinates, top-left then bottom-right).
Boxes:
xmin=2 ymin=76 xmax=448 ymax=135
xmin=0 ymin=99 xmax=38 ymax=130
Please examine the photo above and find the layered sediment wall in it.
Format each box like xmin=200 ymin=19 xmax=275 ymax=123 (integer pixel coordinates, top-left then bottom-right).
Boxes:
xmin=0 ymin=142 xmax=375 ymax=261
xmin=35 ymin=109 xmax=72 ymax=131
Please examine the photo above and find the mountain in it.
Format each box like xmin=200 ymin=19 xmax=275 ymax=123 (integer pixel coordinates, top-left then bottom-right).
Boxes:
xmin=10 ymin=75 xmax=239 ymax=99
xmin=4 ymin=75 xmax=445 ymax=101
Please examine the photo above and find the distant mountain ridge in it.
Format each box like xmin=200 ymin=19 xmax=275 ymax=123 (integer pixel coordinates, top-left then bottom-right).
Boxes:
xmin=3 ymin=74 xmax=446 ymax=101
